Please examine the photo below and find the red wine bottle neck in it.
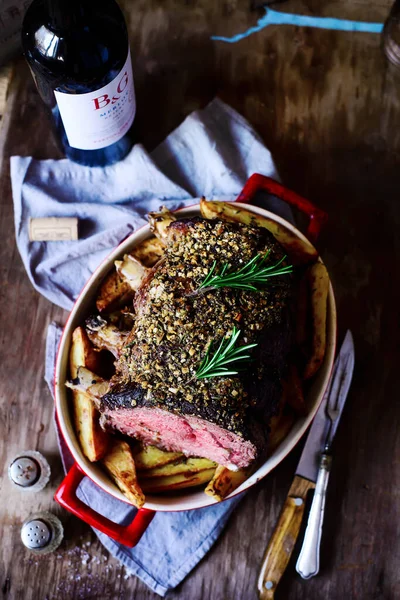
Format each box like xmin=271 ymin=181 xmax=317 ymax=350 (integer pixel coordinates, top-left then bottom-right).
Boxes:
xmin=46 ymin=0 xmax=84 ymax=32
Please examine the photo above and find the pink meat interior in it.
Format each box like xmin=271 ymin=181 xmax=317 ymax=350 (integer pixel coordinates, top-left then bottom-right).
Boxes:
xmin=103 ymin=407 xmax=257 ymax=469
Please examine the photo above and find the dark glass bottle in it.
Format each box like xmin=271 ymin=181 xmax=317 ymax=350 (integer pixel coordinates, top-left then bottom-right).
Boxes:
xmin=22 ymin=0 xmax=136 ymax=167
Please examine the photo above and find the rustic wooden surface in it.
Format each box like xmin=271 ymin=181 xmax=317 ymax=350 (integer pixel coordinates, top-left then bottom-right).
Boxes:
xmin=1 ymin=0 xmax=400 ymax=598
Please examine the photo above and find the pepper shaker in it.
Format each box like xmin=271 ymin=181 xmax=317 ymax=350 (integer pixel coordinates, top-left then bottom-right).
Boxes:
xmin=8 ymin=450 xmax=51 ymax=492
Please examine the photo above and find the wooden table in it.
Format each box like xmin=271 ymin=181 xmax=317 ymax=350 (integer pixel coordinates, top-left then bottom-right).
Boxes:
xmin=1 ymin=1 xmax=399 ymax=598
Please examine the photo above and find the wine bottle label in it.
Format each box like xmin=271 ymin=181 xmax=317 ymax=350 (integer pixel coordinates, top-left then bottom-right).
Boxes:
xmin=54 ymin=50 xmax=135 ymax=151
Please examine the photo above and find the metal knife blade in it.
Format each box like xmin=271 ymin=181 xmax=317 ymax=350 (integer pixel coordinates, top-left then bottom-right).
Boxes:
xmin=296 ymin=330 xmax=355 ymax=483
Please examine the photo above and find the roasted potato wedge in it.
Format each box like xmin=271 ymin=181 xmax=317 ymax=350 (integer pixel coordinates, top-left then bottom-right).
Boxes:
xmin=102 ymin=439 xmax=145 ymax=507
xmin=303 ymin=261 xmax=329 ymax=379
xmin=96 ymin=240 xmax=161 ymax=314
xmin=66 ymin=366 xmax=109 ymax=407
xmin=96 ymin=269 xmax=135 ymax=313
xmin=282 ymin=363 xmax=307 ymax=416
xmin=85 ymin=314 xmax=130 ymax=357
xmin=133 ymin=444 xmax=184 ymax=471
xmin=70 ymin=326 xmax=101 ymax=376
xmin=106 ymin=308 xmax=135 ymax=330
xmin=69 ymin=327 xmax=109 ymax=462
xmin=140 ymin=457 xmax=216 ymax=479
xmin=140 ymin=469 xmax=216 ymax=493
xmin=295 ymin=272 xmax=310 ymax=357
xmin=267 ymin=381 xmax=295 ymax=454
xmin=148 ymin=206 xmax=176 ymax=242
xmin=268 ymin=408 xmax=296 ymax=454
xmin=200 ymin=198 xmax=317 ymax=265
xmin=114 ymin=254 xmax=149 ymax=289
xmin=130 ymin=237 xmax=165 ymax=267
xmin=205 ymin=465 xmax=251 ymax=501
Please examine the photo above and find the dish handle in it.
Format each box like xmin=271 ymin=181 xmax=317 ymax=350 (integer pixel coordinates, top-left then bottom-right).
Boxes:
xmin=55 ymin=462 xmax=155 ymax=547
xmin=235 ymin=174 xmax=328 ymax=243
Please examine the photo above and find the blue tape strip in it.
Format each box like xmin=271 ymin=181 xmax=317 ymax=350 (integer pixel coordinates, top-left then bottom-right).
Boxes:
xmin=211 ymin=7 xmax=384 ymax=43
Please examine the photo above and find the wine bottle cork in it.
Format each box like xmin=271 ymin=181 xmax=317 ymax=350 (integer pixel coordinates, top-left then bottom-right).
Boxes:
xmin=29 ymin=217 xmax=78 ymax=241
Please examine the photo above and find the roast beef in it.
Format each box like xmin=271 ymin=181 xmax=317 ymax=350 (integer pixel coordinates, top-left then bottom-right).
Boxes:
xmin=100 ymin=217 xmax=293 ymax=469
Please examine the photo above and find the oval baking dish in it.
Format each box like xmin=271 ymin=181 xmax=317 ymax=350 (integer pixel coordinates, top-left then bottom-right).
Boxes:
xmin=54 ymin=174 xmax=336 ymax=547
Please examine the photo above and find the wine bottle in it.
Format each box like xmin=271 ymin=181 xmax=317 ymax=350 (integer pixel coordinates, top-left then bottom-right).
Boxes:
xmin=22 ymin=0 xmax=136 ymax=167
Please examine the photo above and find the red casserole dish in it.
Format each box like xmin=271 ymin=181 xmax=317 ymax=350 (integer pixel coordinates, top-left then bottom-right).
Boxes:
xmin=54 ymin=174 xmax=336 ymax=546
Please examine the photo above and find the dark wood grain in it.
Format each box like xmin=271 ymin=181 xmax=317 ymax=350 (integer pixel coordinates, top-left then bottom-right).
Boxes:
xmin=1 ymin=0 xmax=400 ymax=598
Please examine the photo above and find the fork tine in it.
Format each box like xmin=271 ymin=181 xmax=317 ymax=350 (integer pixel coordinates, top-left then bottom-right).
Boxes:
xmin=324 ymin=330 xmax=355 ymax=447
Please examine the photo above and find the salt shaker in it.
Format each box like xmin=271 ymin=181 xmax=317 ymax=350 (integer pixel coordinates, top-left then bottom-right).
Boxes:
xmin=20 ymin=512 xmax=64 ymax=555
xmin=8 ymin=450 xmax=51 ymax=492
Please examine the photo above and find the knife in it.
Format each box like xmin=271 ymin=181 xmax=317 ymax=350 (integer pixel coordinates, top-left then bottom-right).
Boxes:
xmin=257 ymin=330 xmax=355 ymax=599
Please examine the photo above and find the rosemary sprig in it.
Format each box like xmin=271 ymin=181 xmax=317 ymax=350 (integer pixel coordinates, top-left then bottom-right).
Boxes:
xmin=199 ymin=251 xmax=293 ymax=293
xmin=196 ymin=326 xmax=257 ymax=380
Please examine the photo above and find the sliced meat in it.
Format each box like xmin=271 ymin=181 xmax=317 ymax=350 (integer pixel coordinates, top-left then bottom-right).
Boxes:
xmin=100 ymin=407 xmax=256 ymax=470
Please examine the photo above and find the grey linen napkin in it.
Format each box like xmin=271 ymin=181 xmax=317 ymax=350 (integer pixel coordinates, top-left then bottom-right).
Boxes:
xmin=12 ymin=98 xmax=294 ymax=596
xmin=11 ymin=98 xmax=291 ymax=310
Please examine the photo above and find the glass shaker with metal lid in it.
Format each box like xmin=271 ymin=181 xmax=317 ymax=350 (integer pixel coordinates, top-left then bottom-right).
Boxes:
xmin=383 ymin=1 xmax=400 ymax=66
